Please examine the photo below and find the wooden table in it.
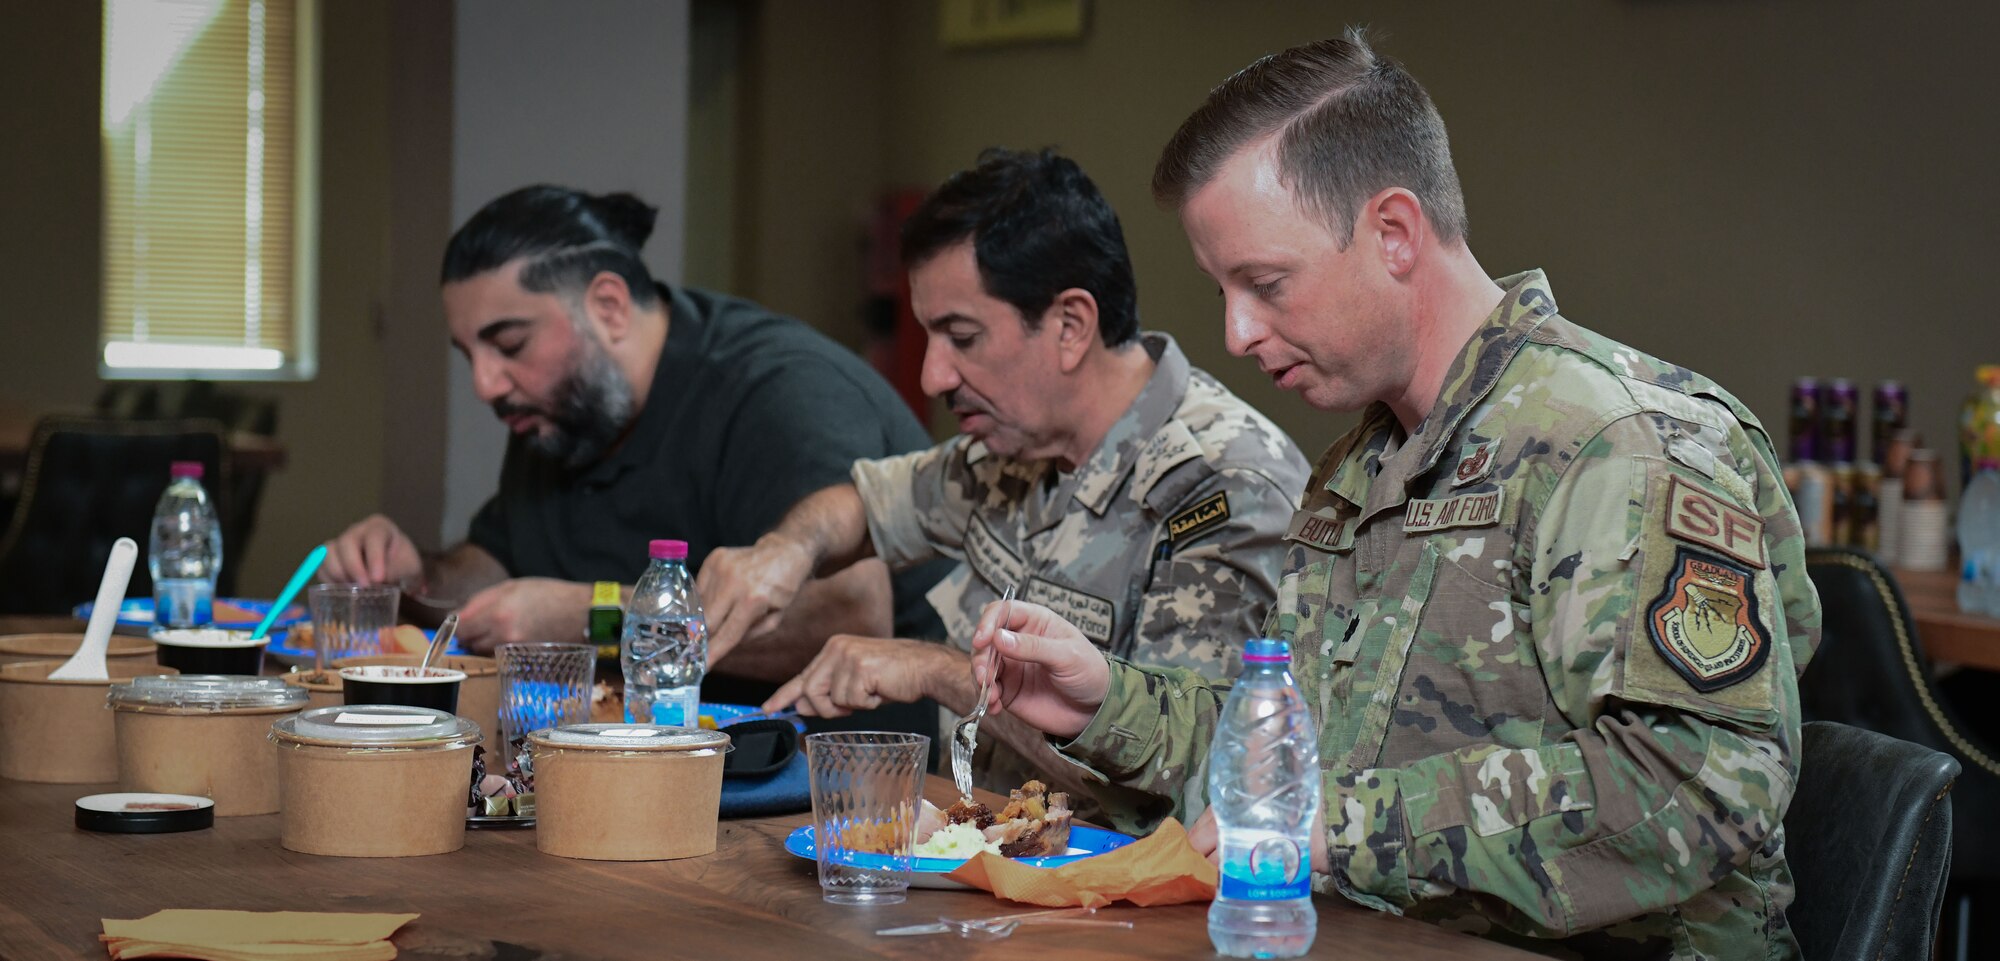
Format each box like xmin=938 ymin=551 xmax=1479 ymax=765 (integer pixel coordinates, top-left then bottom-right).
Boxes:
xmin=0 ymin=771 xmax=1537 ymax=960
xmin=1895 ymin=567 xmax=2000 ymax=671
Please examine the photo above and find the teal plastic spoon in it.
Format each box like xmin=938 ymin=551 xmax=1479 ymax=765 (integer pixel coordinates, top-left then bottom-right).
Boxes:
xmin=251 ymin=544 xmax=328 ymax=641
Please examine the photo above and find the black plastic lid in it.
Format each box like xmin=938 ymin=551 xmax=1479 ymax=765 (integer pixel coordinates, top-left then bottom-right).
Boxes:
xmin=75 ymin=793 xmax=215 ymax=834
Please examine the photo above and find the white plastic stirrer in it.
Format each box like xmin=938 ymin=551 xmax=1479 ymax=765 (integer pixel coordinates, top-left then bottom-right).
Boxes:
xmin=48 ymin=537 xmax=139 ymax=681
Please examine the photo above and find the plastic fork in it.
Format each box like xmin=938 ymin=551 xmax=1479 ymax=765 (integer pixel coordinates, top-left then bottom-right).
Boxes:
xmin=951 ymin=582 xmax=1016 ymax=800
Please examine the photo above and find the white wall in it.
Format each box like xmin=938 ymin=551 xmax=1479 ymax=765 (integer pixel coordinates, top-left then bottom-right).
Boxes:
xmin=439 ymin=0 xmax=690 ymax=545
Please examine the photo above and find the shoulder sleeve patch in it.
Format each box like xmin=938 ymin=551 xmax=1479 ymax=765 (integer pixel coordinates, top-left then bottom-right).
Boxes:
xmin=1664 ymin=475 xmax=1765 ymax=569
xmin=1167 ymin=491 xmax=1230 ymax=546
xmin=1646 ymin=547 xmax=1771 ymax=693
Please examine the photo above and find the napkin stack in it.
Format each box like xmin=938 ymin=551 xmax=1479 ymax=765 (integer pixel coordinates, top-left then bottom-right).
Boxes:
xmin=945 ymin=817 xmax=1218 ymax=908
xmin=100 ymin=910 xmax=418 ymax=961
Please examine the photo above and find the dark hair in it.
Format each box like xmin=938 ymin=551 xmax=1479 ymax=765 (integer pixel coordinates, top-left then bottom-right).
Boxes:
xmin=440 ymin=185 xmax=661 ymax=307
xmin=901 ymin=148 xmax=1139 ymax=348
xmin=1153 ymin=27 xmax=1468 ymax=249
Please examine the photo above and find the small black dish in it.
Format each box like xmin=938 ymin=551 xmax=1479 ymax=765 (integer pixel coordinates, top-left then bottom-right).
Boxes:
xmin=721 ymin=719 xmax=798 ymax=779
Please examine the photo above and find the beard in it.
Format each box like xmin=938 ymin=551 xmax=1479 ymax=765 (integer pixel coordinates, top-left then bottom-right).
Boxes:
xmin=495 ymin=335 xmax=635 ymax=470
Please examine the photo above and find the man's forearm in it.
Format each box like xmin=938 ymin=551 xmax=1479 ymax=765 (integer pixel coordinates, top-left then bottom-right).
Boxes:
xmin=711 ymin=558 xmax=893 ymax=682
xmin=769 ymin=484 xmax=876 ymax=577
xmin=418 ymin=544 xmax=508 ymax=605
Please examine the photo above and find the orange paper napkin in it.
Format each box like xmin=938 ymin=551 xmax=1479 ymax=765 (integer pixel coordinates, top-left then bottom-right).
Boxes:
xmin=944 ymin=816 xmax=1218 ymax=908
xmin=100 ymin=910 xmax=418 ymax=961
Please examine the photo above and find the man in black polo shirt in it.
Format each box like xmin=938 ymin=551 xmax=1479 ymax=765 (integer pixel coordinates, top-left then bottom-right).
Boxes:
xmin=321 ymin=185 xmax=948 ymax=711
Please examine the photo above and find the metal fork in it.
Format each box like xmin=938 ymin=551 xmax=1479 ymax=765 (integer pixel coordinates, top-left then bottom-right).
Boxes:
xmin=951 ymin=583 xmax=1016 ymax=801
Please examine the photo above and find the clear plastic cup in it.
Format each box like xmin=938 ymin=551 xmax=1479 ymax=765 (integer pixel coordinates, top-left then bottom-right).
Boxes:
xmin=806 ymin=731 xmax=930 ymax=905
xmin=495 ymin=642 xmax=594 ymax=786
xmin=306 ymin=584 xmax=400 ymax=663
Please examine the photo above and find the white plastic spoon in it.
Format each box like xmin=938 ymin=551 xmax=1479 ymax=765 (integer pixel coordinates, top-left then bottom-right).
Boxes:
xmin=49 ymin=537 xmax=139 ymax=681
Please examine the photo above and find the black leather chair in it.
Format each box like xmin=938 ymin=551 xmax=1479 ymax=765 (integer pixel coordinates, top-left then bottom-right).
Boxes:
xmin=1802 ymin=546 xmax=2000 ymax=960
xmin=0 ymin=416 xmax=229 ymax=614
xmin=1785 ymin=720 xmax=1958 ymax=961
xmin=96 ymin=381 xmax=277 ymax=593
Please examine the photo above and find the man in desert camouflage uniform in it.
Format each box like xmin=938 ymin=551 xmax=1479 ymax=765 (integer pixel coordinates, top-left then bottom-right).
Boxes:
xmin=971 ymin=33 xmax=1818 ymax=961
xmin=697 ymin=149 xmax=1308 ymax=833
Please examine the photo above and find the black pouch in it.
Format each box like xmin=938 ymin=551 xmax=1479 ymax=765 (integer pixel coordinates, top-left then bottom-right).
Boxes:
xmin=721 ymin=719 xmax=799 ymax=779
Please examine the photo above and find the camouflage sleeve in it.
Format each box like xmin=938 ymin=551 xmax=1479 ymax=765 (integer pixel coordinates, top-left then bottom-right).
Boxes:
xmin=1051 ymin=654 xmax=1228 ymax=823
xmin=1324 ymin=413 xmax=1806 ymax=937
xmin=1128 ymin=468 xmax=1297 ymax=677
xmin=850 ymin=438 xmax=972 ymax=570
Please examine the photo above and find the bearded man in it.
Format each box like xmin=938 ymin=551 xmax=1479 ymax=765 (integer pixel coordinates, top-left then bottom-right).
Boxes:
xmin=320 ymin=186 xmax=949 ymax=721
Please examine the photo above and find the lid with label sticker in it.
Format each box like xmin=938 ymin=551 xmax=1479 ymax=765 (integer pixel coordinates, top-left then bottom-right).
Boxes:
xmin=75 ymin=793 xmax=215 ymax=834
xmin=271 ymin=703 xmax=479 ymax=748
xmin=108 ymin=674 xmax=307 ymax=713
xmin=528 ymin=723 xmax=730 ymax=754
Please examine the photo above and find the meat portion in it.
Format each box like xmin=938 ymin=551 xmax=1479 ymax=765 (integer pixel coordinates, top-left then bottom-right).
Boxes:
xmin=944 ymin=797 xmax=996 ymax=830
xmin=985 ymin=780 xmax=1072 ymax=858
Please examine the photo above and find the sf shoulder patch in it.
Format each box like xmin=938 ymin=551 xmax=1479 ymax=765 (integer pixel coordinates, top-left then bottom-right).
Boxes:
xmin=1168 ymin=491 xmax=1230 ymax=545
xmin=1646 ymin=547 xmax=1770 ymax=692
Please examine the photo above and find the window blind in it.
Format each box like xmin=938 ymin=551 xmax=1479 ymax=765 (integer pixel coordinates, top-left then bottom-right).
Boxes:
xmin=100 ymin=0 xmax=317 ymax=378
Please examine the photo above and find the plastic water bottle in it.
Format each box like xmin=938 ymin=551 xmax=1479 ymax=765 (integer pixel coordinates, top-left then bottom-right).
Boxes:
xmin=1207 ymin=637 xmax=1321 ymax=958
xmin=621 ymin=539 xmax=707 ymax=727
xmin=147 ymin=461 xmax=222 ymax=628
xmin=1959 ymin=464 xmax=2000 ymax=616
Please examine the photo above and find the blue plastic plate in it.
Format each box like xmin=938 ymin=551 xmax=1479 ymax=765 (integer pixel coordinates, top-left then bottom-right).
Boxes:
xmin=704 ymin=702 xmax=807 ymax=732
xmin=74 ymin=596 xmax=308 ymax=630
xmin=784 ymin=823 xmax=1135 ymax=879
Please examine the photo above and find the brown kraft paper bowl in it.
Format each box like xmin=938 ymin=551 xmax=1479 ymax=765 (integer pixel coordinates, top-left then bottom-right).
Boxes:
xmin=0 ymin=633 xmax=156 ymax=666
xmin=529 ymin=724 xmax=731 ymax=861
xmin=111 ymin=676 xmax=308 ymax=816
xmin=280 ymin=670 xmax=345 ymax=712
xmin=272 ymin=705 xmax=480 ymax=857
xmin=0 ymin=660 xmax=176 ymax=783
xmin=336 ymin=653 xmax=499 ymax=748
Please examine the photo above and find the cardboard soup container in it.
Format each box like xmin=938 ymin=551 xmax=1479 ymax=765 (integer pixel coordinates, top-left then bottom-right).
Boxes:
xmin=110 ymin=675 xmax=307 ymax=815
xmin=271 ymin=704 xmax=480 ymax=857
xmin=280 ymin=670 xmax=345 ymax=712
xmin=0 ymin=633 xmax=156 ymax=667
xmin=529 ymin=723 xmax=731 ymax=861
xmin=337 ymin=653 xmax=499 ymax=750
xmin=0 ymin=660 xmax=176 ymax=783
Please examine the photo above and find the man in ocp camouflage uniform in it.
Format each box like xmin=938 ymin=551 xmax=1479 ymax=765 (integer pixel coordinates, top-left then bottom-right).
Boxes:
xmin=696 ymin=149 xmax=1308 ymax=833
xmin=970 ymin=31 xmax=1819 ymax=961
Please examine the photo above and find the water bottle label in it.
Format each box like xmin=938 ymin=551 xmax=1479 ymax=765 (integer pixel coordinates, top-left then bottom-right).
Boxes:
xmin=1220 ymin=837 xmax=1310 ymax=901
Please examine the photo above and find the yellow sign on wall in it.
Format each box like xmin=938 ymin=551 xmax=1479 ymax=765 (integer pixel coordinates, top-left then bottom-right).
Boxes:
xmin=940 ymin=0 xmax=1087 ymax=49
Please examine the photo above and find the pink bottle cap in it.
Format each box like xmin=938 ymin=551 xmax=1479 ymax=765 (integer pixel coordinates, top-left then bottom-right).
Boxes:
xmin=169 ymin=461 xmax=204 ymax=480
xmin=649 ymin=540 xmax=688 ymax=561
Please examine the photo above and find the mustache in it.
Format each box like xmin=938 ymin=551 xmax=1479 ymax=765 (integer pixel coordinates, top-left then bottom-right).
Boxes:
xmin=943 ymin=389 xmax=990 ymax=417
xmin=491 ymin=400 xmax=545 ymax=420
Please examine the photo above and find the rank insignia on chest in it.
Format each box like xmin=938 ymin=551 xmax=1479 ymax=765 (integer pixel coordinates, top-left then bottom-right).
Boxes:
xmin=1451 ymin=441 xmax=1497 ymax=487
xmin=1646 ymin=547 xmax=1770 ymax=692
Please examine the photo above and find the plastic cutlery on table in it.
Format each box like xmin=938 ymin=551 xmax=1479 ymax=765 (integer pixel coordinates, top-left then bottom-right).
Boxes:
xmin=250 ymin=544 xmax=327 ymax=641
xmin=876 ymin=907 xmax=1132 ymax=939
xmin=47 ymin=538 xmax=139 ymax=681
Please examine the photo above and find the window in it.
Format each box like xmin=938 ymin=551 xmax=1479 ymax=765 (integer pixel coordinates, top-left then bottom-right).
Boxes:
xmin=100 ymin=0 xmax=319 ymax=379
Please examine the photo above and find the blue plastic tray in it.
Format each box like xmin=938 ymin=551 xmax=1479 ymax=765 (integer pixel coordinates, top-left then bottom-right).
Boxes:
xmin=784 ymin=823 xmax=1136 ymax=876
xmin=74 ymin=596 xmax=308 ymax=630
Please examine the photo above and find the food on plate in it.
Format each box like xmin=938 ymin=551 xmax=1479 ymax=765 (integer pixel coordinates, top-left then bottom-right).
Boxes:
xmin=913 ymin=821 xmax=1002 ymax=858
xmin=590 ymin=681 xmax=622 ymax=722
xmin=922 ymin=779 xmax=1074 ymax=859
xmin=383 ymin=624 xmax=429 ymax=655
xmin=840 ymin=816 xmax=909 ymax=856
